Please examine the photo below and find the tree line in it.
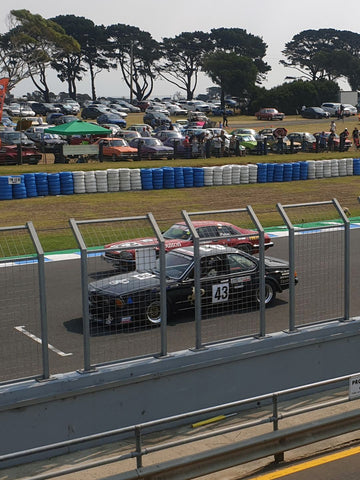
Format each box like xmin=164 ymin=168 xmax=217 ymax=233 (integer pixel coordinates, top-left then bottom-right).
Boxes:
xmin=1 ymin=10 xmax=359 ymax=113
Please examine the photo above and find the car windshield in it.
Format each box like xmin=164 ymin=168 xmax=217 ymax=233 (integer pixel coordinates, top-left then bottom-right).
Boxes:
xmin=153 ymin=250 xmax=193 ymax=279
xmin=109 ymin=139 xmax=127 ymax=146
xmin=240 ymin=135 xmax=256 ymax=141
xmin=163 ymin=224 xmax=191 ymax=240
xmin=143 ymin=138 xmax=162 ymax=146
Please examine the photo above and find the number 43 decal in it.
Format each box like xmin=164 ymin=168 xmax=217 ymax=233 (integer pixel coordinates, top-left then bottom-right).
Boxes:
xmin=212 ymin=282 xmax=229 ymax=303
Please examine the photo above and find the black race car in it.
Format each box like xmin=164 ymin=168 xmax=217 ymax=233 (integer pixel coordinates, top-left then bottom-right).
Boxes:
xmin=89 ymin=245 xmax=297 ymax=328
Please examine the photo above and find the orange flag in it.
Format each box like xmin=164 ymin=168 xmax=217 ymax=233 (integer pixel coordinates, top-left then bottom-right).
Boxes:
xmin=0 ymin=78 xmax=9 ymax=122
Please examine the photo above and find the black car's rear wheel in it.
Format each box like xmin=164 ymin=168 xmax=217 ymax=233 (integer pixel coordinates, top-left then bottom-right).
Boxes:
xmin=255 ymin=281 xmax=276 ymax=307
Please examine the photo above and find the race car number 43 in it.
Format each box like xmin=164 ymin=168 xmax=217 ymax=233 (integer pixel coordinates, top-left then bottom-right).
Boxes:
xmin=212 ymin=282 xmax=229 ymax=303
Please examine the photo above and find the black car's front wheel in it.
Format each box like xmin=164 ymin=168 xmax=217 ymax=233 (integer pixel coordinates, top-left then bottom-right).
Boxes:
xmin=145 ymin=299 xmax=162 ymax=325
xmin=255 ymin=281 xmax=276 ymax=307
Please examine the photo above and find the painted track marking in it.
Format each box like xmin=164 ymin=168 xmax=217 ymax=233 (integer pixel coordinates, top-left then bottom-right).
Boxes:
xmin=15 ymin=326 xmax=73 ymax=357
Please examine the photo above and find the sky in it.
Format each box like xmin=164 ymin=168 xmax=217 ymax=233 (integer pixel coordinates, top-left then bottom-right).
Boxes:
xmin=1 ymin=0 xmax=358 ymax=100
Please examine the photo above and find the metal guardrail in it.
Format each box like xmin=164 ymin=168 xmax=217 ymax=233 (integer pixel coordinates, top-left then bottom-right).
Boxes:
xmin=2 ymin=371 xmax=360 ymax=480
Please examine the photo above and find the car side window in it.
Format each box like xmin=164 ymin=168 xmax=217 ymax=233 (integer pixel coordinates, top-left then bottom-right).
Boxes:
xmin=216 ymin=225 xmax=232 ymax=237
xmin=200 ymin=255 xmax=227 ymax=277
xmin=227 ymin=253 xmax=256 ymax=273
xmin=197 ymin=226 xmax=219 ymax=238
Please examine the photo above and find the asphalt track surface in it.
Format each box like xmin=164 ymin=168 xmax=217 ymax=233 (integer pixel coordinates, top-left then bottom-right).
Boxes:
xmin=2 ymin=228 xmax=360 ymax=381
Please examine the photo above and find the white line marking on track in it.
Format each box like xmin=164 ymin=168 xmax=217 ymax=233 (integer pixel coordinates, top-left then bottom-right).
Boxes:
xmin=15 ymin=326 xmax=73 ymax=357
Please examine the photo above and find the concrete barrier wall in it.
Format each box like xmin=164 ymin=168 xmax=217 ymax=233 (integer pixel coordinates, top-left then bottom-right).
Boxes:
xmin=1 ymin=317 xmax=359 ymax=465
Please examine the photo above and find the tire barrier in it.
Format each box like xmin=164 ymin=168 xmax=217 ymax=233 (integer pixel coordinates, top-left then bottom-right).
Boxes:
xmin=1 ymin=159 xmax=360 ymax=200
xmin=23 ymin=173 xmax=38 ymax=198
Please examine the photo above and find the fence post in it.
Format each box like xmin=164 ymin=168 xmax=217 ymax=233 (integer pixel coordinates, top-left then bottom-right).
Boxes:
xmin=27 ymin=221 xmax=50 ymax=380
xmin=69 ymin=218 xmax=93 ymax=373
xmin=272 ymin=394 xmax=284 ymax=463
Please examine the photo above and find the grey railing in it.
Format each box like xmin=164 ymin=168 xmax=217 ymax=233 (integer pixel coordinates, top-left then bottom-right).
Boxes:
xmin=3 ymin=372 xmax=360 ymax=480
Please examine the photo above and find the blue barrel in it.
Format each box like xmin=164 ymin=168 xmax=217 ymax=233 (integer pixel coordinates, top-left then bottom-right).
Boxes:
xmin=0 ymin=176 xmax=13 ymax=200
xmin=140 ymin=169 xmax=153 ymax=190
xmin=283 ymin=163 xmax=293 ymax=182
xmin=35 ymin=172 xmax=49 ymax=196
xmin=299 ymin=161 xmax=309 ymax=180
xmin=266 ymin=163 xmax=275 ymax=182
xmin=353 ymin=158 xmax=360 ymax=175
xmin=48 ymin=173 xmax=61 ymax=196
xmin=193 ymin=167 xmax=204 ymax=187
xmin=273 ymin=163 xmax=284 ymax=182
xmin=59 ymin=172 xmax=74 ymax=195
xmin=292 ymin=162 xmax=301 ymax=181
xmin=257 ymin=163 xmax=268 ymax=183
xmin=183 ymin=167 xmax=194 ymax=187
xmin=12 ymin=175 xmax=27 ymax=199
xmin=174 ymin=167 xmax=185 ymax=188
xmin=24 ymin=173 xmax=38 ymax=197
xmin=163 ymin=167 xmax=175 ymax=189
xmin=152 ymin=168 xmax=163 ymax=190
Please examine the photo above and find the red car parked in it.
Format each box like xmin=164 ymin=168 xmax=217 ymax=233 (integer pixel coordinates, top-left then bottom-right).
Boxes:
xmin=103 ymin=220 xmax=274 ymax=271
xmin=0 ymin=145 xmax=42 ymax=165
xmin=255 ymin=108 xmax=285 ymax=121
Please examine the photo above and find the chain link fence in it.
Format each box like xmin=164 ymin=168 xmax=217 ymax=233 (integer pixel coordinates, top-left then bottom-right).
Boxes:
xmin=0 ymin=200 xmax=353 ymax=383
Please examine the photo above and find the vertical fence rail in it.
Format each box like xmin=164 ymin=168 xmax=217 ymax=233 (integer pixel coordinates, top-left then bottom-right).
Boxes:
xmin=27 ymin=221 xmax=50 ymax=380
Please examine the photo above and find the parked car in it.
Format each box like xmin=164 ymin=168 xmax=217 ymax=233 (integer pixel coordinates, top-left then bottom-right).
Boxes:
xmin=81 ymin=105 xmax=109 ymax=120
xmin=54 ymin=115 xmax=79 ymax=125
xmin=30 ymin=102 xmax=60 ymax=115
xmin=313 ymin=131 xmax=352 ymax=151
xmin=154 ymin=130 xmax=183 ymax=142
xmin=89 ymin=244 xmax=294 ymax=327
xmin=103 ymin=220 xmax=274 ymax=271
xmin=145 ymin=104 xmax=170 ymax=116
xmin=128 ymin=137 xmax=174 ymax=160
xmin=230 ymin=128 xmax=257 ymax=137
xmin=97 ymin=113 xmax=126 ymax=128
xmin=255 ymin=108 xmax=285 ymax=121
xmin=94 ymin=137 xmax=138 ymax=161
xmin=143 ymin=111 xmax=171 ymax=128
xmin=117 ymin=130 xmax=142 ymax=141
xmin=257 ymin=129 xmax=301 ymax=153
xmin=25 ymin=126 xmax=66 ymax=152
xmin=6 ymin=103 xmax=21 ymax=116
xmin=165 ymin=103 xmax=188 ymax=116
xmin=0 ymin=144 xmax=42 ymax=165
xmin=63 ymin=99 xmax=81 ymax=113
xmin=46 ymin=112 xmax=65 ymax=124
xmin=342 ymin=104 xmax=357 ymax=115
xmin=287 ymin=132 xmax=317 ymax=152
xmin=320 ymin=102 xmax=353 ymax=117
xmin=234 ymin=133 xmax=258 ymax=152
xmin=53 ymin=103 xmax=79 ymax=115
xmin=300 ymin=107 xmax=330 ymax=119
xmin=0 ymin=130 xmax=35 ymax=147
xmin=110 ymin=99 xmax=140 ymax=113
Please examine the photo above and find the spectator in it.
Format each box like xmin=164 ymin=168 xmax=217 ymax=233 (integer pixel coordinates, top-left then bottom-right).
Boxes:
xmin=330 ymin=120 xmax=336 ymax=134
xmin=352 ymin=127 xmax=359 ymax=149
xmin=212 ymin=135 xmax=222 ymax=158
xmin=328 ymin=132 xmax=335 ymax=151
xmin=222 ymin=113 xmax=228 ymax=127
xmin=339 ymin=128 xmax=349 ymax=152
xmin=319 ymin=131 xmax=327 ymax=151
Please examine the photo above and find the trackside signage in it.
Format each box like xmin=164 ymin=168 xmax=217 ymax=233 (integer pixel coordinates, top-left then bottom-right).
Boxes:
xmin=349 ymin=375 xmax=360 ymax=399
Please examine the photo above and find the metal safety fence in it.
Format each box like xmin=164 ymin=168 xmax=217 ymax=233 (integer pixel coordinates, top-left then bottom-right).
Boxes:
xmin=0 ymin=199 xmax=354 ymax=383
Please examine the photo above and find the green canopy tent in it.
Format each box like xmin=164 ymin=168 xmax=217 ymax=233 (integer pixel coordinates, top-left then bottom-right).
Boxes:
xmin=44 ymin=120 xmax=110 ymax=136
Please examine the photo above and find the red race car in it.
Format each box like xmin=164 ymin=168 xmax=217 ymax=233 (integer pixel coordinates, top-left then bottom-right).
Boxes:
xmin=103 ymin=220 xmax=274 ymax=271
